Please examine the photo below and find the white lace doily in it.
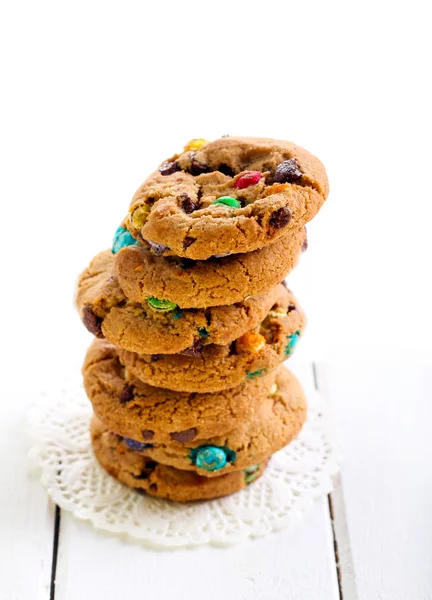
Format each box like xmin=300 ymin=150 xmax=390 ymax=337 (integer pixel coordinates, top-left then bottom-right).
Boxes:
xmin=28 ymin=376 xmax=339 ymax=548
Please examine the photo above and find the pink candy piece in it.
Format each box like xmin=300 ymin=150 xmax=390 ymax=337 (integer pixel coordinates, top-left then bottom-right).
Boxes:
xmin=234 ymin=171 xmax=262 ymax=189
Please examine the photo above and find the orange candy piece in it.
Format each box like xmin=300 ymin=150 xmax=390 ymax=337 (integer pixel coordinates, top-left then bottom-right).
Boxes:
xmin=263 ymin=183 xmax=289 ymax=196
xmin=236 ymin=331 xmax=266 ymax=354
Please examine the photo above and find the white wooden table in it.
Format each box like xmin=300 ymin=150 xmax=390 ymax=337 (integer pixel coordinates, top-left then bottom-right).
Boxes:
xmin=2 ymin=359 xmax=431 ymax=600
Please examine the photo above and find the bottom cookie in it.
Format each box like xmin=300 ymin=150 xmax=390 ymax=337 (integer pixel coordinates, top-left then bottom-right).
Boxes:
xmin=108 ymin=366 xmax=307 ymax=478
xmin=91 ymin=416 xmax=267 ymax=502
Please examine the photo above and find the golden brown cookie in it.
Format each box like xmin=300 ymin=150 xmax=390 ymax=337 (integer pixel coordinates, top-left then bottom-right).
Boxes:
xmin=76 ymin=249 xmax=284 ymax=354
xmin=115 ymin=227 xmax=306 ymax=309
xmin=83 ymin=338 xmax=277 ymax=443
xmin=126 ymin=136 xmax=328 ymax=259
xmin=95 ymin=366 xmax=306 ymax=478
xmin=118 ymin=286 xmax=305 ymax=392
xmin=91 ymin=416 xmax=267 ymax=502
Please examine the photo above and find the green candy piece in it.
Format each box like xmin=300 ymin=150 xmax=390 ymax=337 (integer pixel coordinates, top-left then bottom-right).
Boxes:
xmin=147 ymin=297 xmax=178 ymax=313
xmin=244 ymin=464 xmax=260 ymax=484
xmin=172 ymin=310 xmax=183 ymax=319
xmin=212 ymin=196 xmax=241 ymax=209
xmin=198 ymin=327 xmax=210 ymax=338
xmin=246 ymin=369 xmax=266 ymax=379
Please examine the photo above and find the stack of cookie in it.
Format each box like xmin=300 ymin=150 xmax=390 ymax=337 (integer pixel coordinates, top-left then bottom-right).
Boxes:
xmin=76 ymin=137 xmax=329 ymax=502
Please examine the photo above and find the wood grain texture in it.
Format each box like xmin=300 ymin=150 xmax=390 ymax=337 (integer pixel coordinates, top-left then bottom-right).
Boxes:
xmin=55 ymin=498 xmax=339 ymax=600
xmin=53 ymin=360 xmax=340 ymax=600
xmin=316 ymin=362 xmax=432 ymax=600
xmin=0 ymin=398 xmax=55 ymax=600
xmin=7 ymin=360 xmax=431 ymax=599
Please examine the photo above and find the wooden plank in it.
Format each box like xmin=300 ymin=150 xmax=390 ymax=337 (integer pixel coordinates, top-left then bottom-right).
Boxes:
xmin=0 ymin=396 xmax=55 ymax=600
xmin=54 ymin=361 xmax=340 ymax=600
xmin=328 ymin=474 xmax=358 ymax=600
xmin=316 ymin=362 xmax=432 ymax=600
xmin=55 ymin=498 xmax=338 ymax=600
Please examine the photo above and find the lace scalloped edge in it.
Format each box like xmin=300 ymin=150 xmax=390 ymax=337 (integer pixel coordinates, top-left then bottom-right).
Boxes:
xmin=27 ymin=375 xmax=340 ymax=548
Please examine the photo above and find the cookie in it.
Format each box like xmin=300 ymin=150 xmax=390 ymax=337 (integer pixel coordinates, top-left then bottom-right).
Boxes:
xmin=115 ymin=227 xmax=306 ymax=309
xmin=126 ymin=136 xmax=328 ymax=259
xmin=76 ymin=249 xmax=284 ymax=354
xmin=91 ymin=416 xmax=267 ymax=502
xmin=118 ymin=286 xmax=305 ymax=392
xmin=101 ymin=366 xmax=306 ymax=478
xmin=83 ymin=338 xmax=277 ymax=443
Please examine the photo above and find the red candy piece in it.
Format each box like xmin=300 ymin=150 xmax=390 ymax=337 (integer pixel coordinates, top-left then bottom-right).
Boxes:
xmin=234 ymin=171 xmax=262 ymax=189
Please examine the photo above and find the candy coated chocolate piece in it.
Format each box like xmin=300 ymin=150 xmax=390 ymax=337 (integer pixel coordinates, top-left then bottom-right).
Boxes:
xmin=234 ymin=171 xmax=262 ymax=189
xmin=147 ymin=297 xmax=178 ymax=313
xmin=191 ymin=446 xmax=234 ymax=471
xmin=212 ymin=196 xmax=241 ymax=209
xmin=284 ymin=330 xmax=301 ymax=355
xmin=124 ymin=437 xmax=153 ymax=451
xmin=272 ymin=158 xmax=303 ymax=183
xmin=112 ymin=226 xmax=140 ymax=254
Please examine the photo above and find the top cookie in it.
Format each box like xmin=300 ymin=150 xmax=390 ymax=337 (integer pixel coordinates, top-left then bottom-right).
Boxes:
xmin=126 ymin=136 xmax=328 ymax=260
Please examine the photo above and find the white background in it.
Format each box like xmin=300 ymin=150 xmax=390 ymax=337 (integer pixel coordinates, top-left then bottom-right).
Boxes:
xmin=1 ymin=0 xmax=431 ymax=383
xmin=1 ymin=3 xmax=432 ymax=599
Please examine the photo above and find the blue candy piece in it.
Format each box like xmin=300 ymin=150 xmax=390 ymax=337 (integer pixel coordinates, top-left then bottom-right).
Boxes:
xmin=190 ymin=445 xmax=236 ymax=472
xmin=123 ymin=437 xmax=153 ymax=451
xmin=285 ymin=330 xmax=301 ymax=356
xmin=112 ymin=226 xmax=140 ymax=254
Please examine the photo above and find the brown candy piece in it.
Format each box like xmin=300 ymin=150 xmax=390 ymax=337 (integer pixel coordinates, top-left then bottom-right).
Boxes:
xmin=218 ymin=163 xmax=235 ymax=177
xmin=119 ymin=384 xmax=135 ymax=404
xmin=270 ymin=206 xmax=292 ymax=229
xmin=170 ymin=428 xmax=198 ymax=443
xmin=159 ymin=160 xmax=180 ymax=176
xmin=180 ymin=339 xmax=205 ymax=358
xmin=272 ymin=158 xmax=303 ymax=183
xmin=82 ymin=305 xmax=104 ymax=338
xmin=180 ymin=194 xmax=199 ymax=214
xmin=183 ymin=236 xmax=195 ymax=249
xmin=148 ymin=241 xmax=170 ymax=255
xmin=141 ymin=429 xmax=155 ymax=441
xmin=189 ymin=154 xmax=209 ymax=175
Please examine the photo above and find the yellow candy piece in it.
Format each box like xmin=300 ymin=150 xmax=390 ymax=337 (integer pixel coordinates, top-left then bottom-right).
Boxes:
xmin=130 ymin=204 xmax=151 ymax=230
xmin=269 ymin=383 xmax=278 ymax=396
xmin=268 ymin=307 xmax=287 ymax=318
xmin=184 ymin=138 xmax=208 ymax=152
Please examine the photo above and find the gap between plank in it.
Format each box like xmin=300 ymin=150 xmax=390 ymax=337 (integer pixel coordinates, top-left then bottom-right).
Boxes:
xmin=50 ymin=505 xmax=61 ymax=600
xmin=312 ymin=363 xmax=343 ymax=598
xmin=312 ymin=362 xmax=358 ymax=600
xmin=328 ymin=494 xmax=343 ymax=599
